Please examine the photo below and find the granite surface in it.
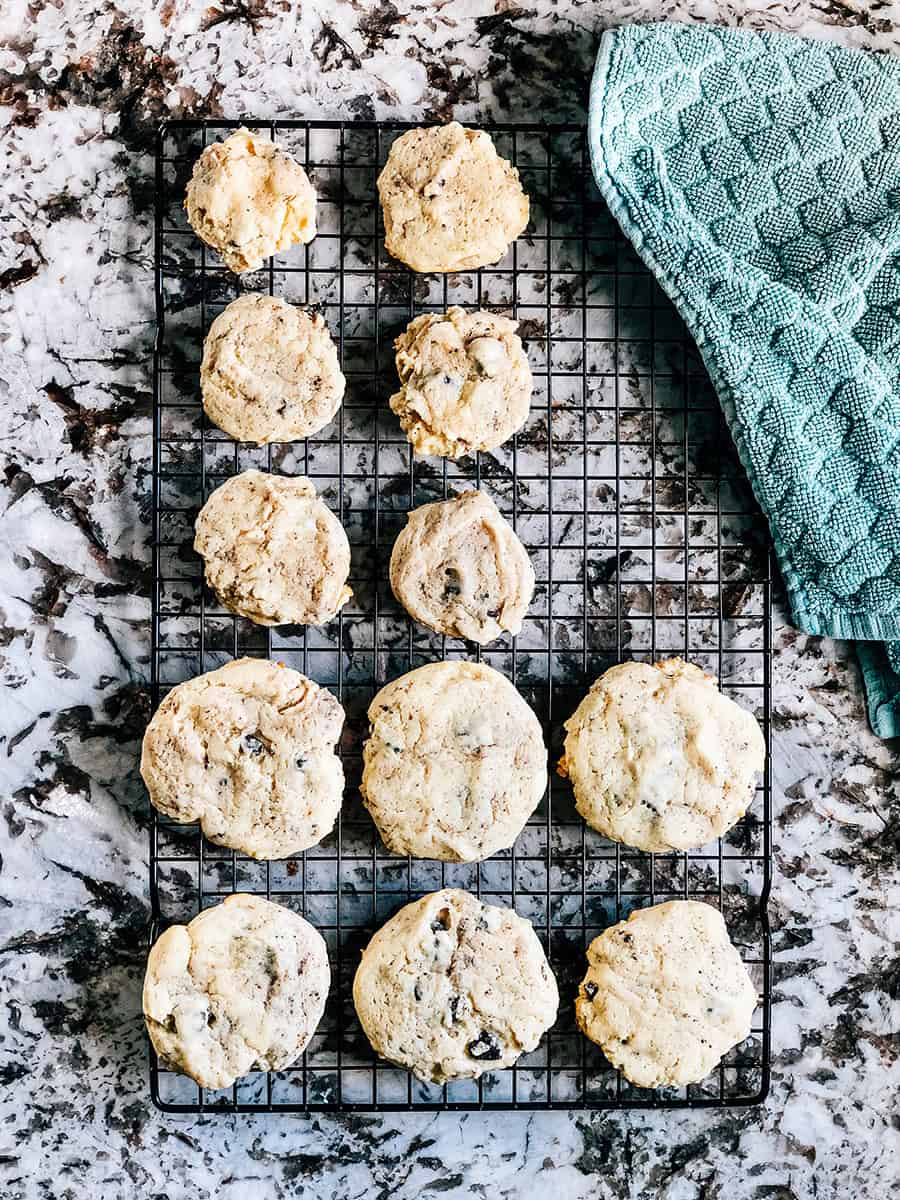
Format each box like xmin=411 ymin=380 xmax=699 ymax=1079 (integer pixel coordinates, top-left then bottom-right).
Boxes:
xmin=1 ymin=2 xmax=899 ymax=1198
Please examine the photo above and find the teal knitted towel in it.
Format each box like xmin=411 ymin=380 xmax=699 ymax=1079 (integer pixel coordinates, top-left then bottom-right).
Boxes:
xmin=589 ymin=23 xmax=900 ymax=738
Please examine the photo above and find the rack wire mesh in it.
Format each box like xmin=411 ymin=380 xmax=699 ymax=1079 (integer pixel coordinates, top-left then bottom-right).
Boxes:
xmin=150 ymin=119 xmax=772 ymax=1112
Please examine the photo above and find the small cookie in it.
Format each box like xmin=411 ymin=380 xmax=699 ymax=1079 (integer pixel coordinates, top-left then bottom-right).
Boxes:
xmin=201 ymin=294 xmax=344 ymax=444
xmin=377 ymin=122 xmax=529 ymax=272
xmin=141 ymin=658 xmax=345 ymax=860
xmin=144 ymin=893 xmax=330 ymax=1090
xmin=390 ymin=307 xmax=531 ymax=458
xmin=194 ymin=470 xmax=352 ymax=627
xmin=559 ymin=658 xmax=765 ymax=853
xmin=360 ymin=660 xmax=546 ymax=862
xmin=576 ymin=900 xmax=757 ymax=1088
xmin=353 ymin=889 xmax=558 ymax=1083
xmin=185 ymin=128 xmax=316 ymax=273
xmin=388 ymin=489 xmax=532 ymax=648
xmin=390 ymin=490 xmax=534 ymax=644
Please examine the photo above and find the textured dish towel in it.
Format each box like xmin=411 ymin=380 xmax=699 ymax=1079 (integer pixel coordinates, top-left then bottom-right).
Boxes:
xmin=589 ymin=22 xmax=900 ymax=738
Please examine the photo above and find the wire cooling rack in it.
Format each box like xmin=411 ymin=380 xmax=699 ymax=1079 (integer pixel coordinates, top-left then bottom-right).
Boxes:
xmin=150 ymin=119 xmax=772 ymax=1112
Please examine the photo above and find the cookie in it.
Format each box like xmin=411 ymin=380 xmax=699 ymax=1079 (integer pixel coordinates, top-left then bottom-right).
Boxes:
xmin=194 ymin=470 xmax=352 ymax=627
xmin=144 ymin=893 xmax=330 ymax=1090
xmin=377 ymin=122 xmax=529 ymax=272
xmin=141 ymin=658 xmax=345 ymax=860
xmin=390 ymin=307 xmax=532 ymax=458
xmin=185 ymin=128 xmax=316 ymax=274
xmin=201 ymin=294 xmax=344 ymax=445
xmin=576 ymin=900 xmax=757 ymax=1088
xmin=389 ymin=490 xmax=534 ymax=644
xmin=360 ymin=660 xmax=546 ymax=862
xmin=353 ymin=889 xmax=558 ymax=1083
xmin=559 ymin=658 xmax=765 ymax=853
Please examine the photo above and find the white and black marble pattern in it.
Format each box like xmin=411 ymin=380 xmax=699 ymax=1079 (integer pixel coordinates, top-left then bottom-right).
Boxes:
xmin=1 ymin=3 xmax=898 ymax=1198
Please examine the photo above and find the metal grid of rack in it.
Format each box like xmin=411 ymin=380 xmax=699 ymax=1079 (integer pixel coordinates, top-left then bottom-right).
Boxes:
xmin=151 ymin=119 xmax=772 ymax=1112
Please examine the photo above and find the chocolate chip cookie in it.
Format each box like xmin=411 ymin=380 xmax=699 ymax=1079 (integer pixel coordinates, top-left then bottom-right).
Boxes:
xmin=377 ymin=122 xmax=529 ymax=272
xmin=389 ymin=490 xmax=534 ymax=644
xmin=576 ymin=900 xmax=757 ymax=1088
xmin=559 ymin=658 xmax=765 ymax=852
xmin=144 ymin=893 xmax=330 ymax=1090
xmin=194 ymin=470 xmax=352 ymax=627
xmin=141 ymin=657 xmax=345 ymax=860
xmin=185 ymin=128 xmax=316 ymax=274
xmin=361 ymin=661 xmax=546 ymax=862
xmin=353 ymin=889 xmax=558 ymax=1083
xmin=390 ymin=307 xmax=532 ymax=459
xmin=201 ymin=294 xmax=344 ymax=444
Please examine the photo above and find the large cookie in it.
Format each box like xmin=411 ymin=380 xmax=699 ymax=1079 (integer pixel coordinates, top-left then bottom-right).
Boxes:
xmin=389 ymin=490 xmax=534 ymax=644
xmin=361 ymin=660 xmax=546 ymax=862
xmin=144 ymin=893 xmax=330 ymax=1089
xmin=201 ymin=294 xmax=344 ymax=445
xmin=141 ymin=657 xmax=345 ymax=860
xmin=353 ymin=889 xmax=558 ymax=1084
xmin=377 ymin=122 xmax=529 ymax=272
xmin=559 ymin=658 xmax=765 ymax=852
xmin=185 ymin=128 xmax=316 ymax=274
xmin=194 ymin=470 xmax=352 ymax=627
xmin=390 ymin=307 xmax=532 ymax=459
xmin=576 ymin=900 xmax=757 ymax=1088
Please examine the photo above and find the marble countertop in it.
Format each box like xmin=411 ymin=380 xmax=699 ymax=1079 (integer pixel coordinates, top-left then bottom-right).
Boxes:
xmin=1 ymin=2 xmax=898 ymax=1198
